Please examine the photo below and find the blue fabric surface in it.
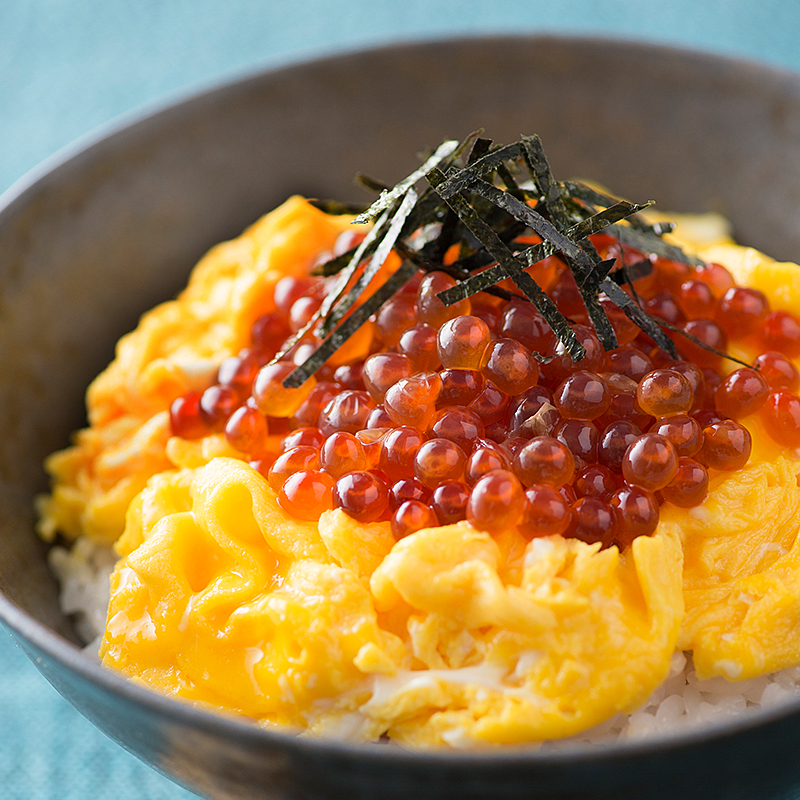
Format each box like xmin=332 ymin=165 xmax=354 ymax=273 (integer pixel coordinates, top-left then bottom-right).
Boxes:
xmin=2 ymin=1 xmax=800 ymax=798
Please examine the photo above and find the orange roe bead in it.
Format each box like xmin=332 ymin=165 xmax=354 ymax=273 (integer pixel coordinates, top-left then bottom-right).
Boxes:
xmin=379 ymin=427 xmax=425 ymax=482
xmin=696 ymin=262 xmax=735 ymax=299
xmin=574 ymin=464 xmax=620 ymax=500
xmin=430 ymin=406 xmax=485 ymax=451
xmin=218 ymin=350 xmax=261 ymax=400
xmin=468 ymin=380 xmax=510 ymax=426
xmin=696 ymin=420 xmax=752 ymax=470
xmin=414 ymin=438 xmax=467 ymax=487
xmin=760 ymin=310 xmax=800 ymax=357
xmin=754 ymin=352 xmax=800 ymax=392
xmin=714 ymin=368 xmax=769 ymax=419
xmin=416 ymin=271 xmax=471 ymax=327
xmin=715 ymin=287 xmax=769 ymax=336
xmin=333 ymin=471 xmax=390 ymax=522
xmin=482 ymin=338 xmax=540 ymax=395
xmin=363 ymin=352 xmax=412 ymax=402
xmin=170 ymin=392 xmax=209 ymax=439
xmin=392 ymin=500 xmax=439 ymax=540
xmin=467 ymin=445 xmax=509 ymax=485
xmin=267 ymin=445 xmax=320 ymax=493
xmin=513 ymin=436 xmax=575 ymax=488
xmin=252 ymin=361 xmax=316 ymax=417
xmin=467 ymin=470 xmax=525 ymax=532
xmin=437 ymin=315 xmax=491 ymax=370
xmin=384 ymin=372 xmax=441 ymax=429
xmin=598 ymin=419 xmax=642 ymax=473
xmin=274 ymin=276 xmax=316 ymax=318
xmin=519 ymin=485 xmax=571 ymax=538
xmin=509 ymin=386 xmax=558 ymax=435
xmin=224 ymin=404 xmax=269 ymax=456
xmin=431 ymin=480 xmax=470 ymax=525
xmin=289 ymin=294 xmax=323 ymax=333
xmin=652 ymin=414 xmax=702 ymax=457
xmin=567 ymin=497 xmax=618 ymax=546
xmin=678 ymin=319 xmax=728 ymax=368
xmin=594 ymin=373 xmax=650 ymax=431
xmin=355 ymin=428 xmax=388 ymax=469
xmin=621 ymin=432 xmax=679 ymax=491
xmin=604 ymin=346 xmax=653 ymax=381
xmin=645 ymin=293 xmax=685 ymax=326
xmin=398 ymin=324 xmax=442 ymax=372
xmin=281 ymin=427 xmax=326 ymax=452
xmin=251 ymin=312 xmax=291 ymax=356
xmin=390 ymin=477 xmax=431 ymax=509
xmin=543 ymin=324 xmax=605 ymax=385
xmin=636 ymin=368 xmax=694 ymax=418
xmin=332 ymin=363 xmax=365 ymax=391
xmin=375 ymin=293 xmax=418 ymax=347
xmin=678 ymin=279 xmax=715 ymax=320
xmin=669 ymin=361 xmax=706 ymax=408
xmin=609 ymin=485 xmax=660 ymax=547
xmin=199 ymin=385 xmax=240 ymax=431
xmin=320 ymin=432 xmax=367 ymax=478
xmin=317 ymin=390 xmax=375 ymax=436
xmin=278 ymin=469 xmax=334 ymax=520
xmin=661 ymin=457 xmax=709 ymax=507
xmin=553 ymin=418 xmax=599 ymax=465
xmin=291 ymin=381 xmax=338 ymax=428
xmin=366 ymin=406 xmax=393 ymax=429
xmin=438 ymin=369 xmax=484 ymax=407
xmin=499 ymin=300 xmax=557 ymax=356
xmin=554 ymin=371 xmax=611 ymax=420
xmin=762 ymin=390 xmax=800 ymax=448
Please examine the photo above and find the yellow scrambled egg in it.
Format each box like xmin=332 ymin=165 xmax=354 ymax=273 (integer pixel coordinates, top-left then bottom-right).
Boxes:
xmin=39 ymin=199 xmax=800 ymax=746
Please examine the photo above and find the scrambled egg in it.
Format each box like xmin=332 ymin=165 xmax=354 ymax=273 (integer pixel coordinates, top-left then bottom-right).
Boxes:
xmin=39 ymin=198 xmax=800 ymax=746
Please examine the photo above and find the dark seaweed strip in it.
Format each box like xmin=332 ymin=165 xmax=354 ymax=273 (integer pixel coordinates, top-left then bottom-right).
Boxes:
xmin=609 ymin=258 xmax=653 ymax=285
xmin=468 ymin=137 xmax=493 ymax=164
xmin=283 ymin=261 xmax=420 ymax=388
xmin=353 ymin=140 xmax=458 ymax=224
xmin=427 ymin=167 xmax=584 ymax=360
xmin=653 ymin=318 xmax=753 ymax=369
xmin=455 ymin=173 xmax=619 ymax=348
xmin=599 ymin=278 xmax=679 ymax=358
xmin=561 ymin=181 xmax=659 ymax=235
xmin=312 ymin=246 xmax=359 ymax=278
xmin=436 ymin=200 xmax=649 ymax=304
xmin=521 ymin=135 xmax=570 ymax=229
xmin=320 ymin=187 xmax=419 ymax=336
xmin=308 ymin=199 xmax=368 ymax=216
xmin=273 ymin=206 xmax=392 ymax=362
xmin=434 ymin=142 xmax=525 ymax=198
xmin=611 ymin=224 xmax=702 ymax=266
xmin=355 ymin=173 xmax=392 ymax=194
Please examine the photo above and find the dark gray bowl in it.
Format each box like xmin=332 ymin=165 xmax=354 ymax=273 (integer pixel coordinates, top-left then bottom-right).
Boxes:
xmin=2 ymin=35 xmax=800 ymax=800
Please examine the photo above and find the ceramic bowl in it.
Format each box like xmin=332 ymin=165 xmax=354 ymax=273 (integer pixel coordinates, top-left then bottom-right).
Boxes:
xmin=2 ymin=35 xmax=800 ymax=800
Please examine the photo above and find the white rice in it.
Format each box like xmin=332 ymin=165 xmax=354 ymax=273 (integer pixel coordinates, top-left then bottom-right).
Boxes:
xmin=53 ymin=536 xmax=800 ymax=744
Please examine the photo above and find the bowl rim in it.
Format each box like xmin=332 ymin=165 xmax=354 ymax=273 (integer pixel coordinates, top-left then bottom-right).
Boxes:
xmin=3 ymin=31 xmax=800 ymax=765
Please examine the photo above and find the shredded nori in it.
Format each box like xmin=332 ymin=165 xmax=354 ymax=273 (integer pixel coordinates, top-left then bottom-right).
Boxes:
xmin=280 ymin=134 xmax=744 ymax=389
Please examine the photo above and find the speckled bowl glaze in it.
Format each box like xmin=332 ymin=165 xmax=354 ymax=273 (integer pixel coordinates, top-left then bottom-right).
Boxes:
xmin=2 ymin=36 xmax=800 ymax=800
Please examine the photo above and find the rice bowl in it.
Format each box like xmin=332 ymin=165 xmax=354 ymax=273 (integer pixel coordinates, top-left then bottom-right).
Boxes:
xmin=3 ymin=35 xmax=800 ymax=799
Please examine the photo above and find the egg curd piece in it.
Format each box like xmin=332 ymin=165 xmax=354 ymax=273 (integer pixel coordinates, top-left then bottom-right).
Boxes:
xmin=363 ymin=523 xmax=683 ymax=746
xmin=102 ymin=458 xmax=406 ymax=727
xmin=37 ymin=198 xmax=359 ymax=546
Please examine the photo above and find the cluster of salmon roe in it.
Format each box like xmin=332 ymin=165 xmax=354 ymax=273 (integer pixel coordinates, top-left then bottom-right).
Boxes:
xmin=169 ymin=228 xmax=800 ymax=549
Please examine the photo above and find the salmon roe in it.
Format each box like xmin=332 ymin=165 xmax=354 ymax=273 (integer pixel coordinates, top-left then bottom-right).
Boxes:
xmin=168 ymin=222 xmax=788 ymax=551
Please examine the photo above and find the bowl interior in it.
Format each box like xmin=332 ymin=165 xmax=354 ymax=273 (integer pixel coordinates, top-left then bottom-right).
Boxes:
xmin=3 ymin=34 xmax=800 ymax=800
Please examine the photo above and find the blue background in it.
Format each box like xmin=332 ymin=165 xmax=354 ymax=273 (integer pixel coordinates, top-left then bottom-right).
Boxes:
xmin=2 ymin=1 xmax=800 ymax=798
